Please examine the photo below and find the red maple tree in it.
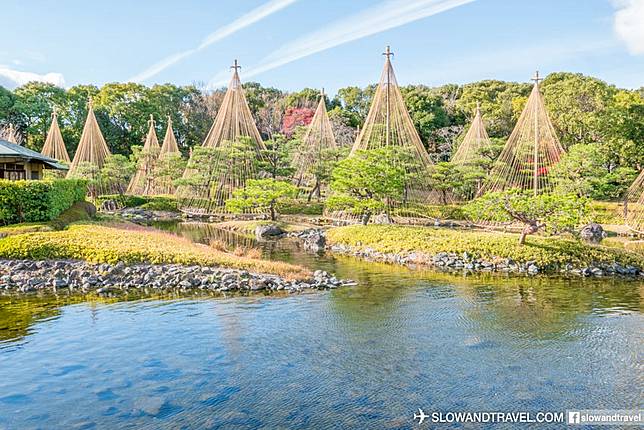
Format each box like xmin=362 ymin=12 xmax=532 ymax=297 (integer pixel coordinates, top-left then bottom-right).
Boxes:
xmin=282 ymin=107 xmax=315 ymax=136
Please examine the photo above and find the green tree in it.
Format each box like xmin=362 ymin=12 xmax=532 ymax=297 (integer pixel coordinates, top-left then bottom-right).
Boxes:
xmin=401 ymin=85 xmax=450 ymax=149
xmin=95 ymin=83 xmax=153 ymax=154
xmin=464 ymin=190 xmax=589 ymax=245
xmin=456 ymin=80 xmax=532 ymax=138
xmin=175 ymin=147 xmax=222 ymax=198
xmin=225 ymin=179 xmax=297 ymax=220
xmin=99 ymin=154 xmax=135 ymax=195
xmin=284 ymin=87 xmax=320 ymax=109
xmin=599 ymin=89 xmax=644 ymax=171
xmin=541 ymin=72 xmax=616 ymax=148
xmin=12 ymin=82 xmax=66 ymax=150
xmin=327 ymin=147 xmax=415 ymax=224
xmin=332 ymin=85 xmax=376 ymax=127
xmin=0 ymin=85 xmax=16 ymax=124
xmin=147 ymin=83 xmax=201 ymax=149
xmin=551 ymin=144 xmax=637 ymax=199
xmin=155 ymin=153 xmax=186 ymax=193
xmin=427 ymin=162 xmax=463 ymax=204
xmin=261 ymin=133 xmax=295 ymax=179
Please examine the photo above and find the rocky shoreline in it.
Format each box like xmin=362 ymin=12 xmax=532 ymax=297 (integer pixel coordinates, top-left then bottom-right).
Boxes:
xmin=0 ymin=260 xmax=355 ymax=296
xmin=328 ymin=243 xmax=644 ymax=278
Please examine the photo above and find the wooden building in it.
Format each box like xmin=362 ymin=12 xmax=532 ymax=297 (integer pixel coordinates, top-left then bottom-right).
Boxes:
xmin=0 ymin=139 xmax=68 ymax=180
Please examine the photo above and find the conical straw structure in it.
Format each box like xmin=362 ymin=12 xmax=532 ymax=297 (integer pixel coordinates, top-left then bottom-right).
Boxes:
xmin=481 ymin=71 xmax=564 ymax=196
xmin=154 ymin=116 xmax=182 ymax=195
xmin=452 ymin=103 xmax=491 ymax=165
xmin=68 ymin=97 xmax=111 ymax=177
xmin=127 ymin=115 xmax=161 ymax=195
xmin=0 ymin=124 xmax=21 ymax=145
xmin=41 ymin=109 xmax=70 ymax=163
xmin=337 ymin=46 xmax=435 ymax=219
xmin=291 ymin=89 xmax=337 ymax=196
xmin=177 ymin=60 xmax=266 ymax=216
xmin=626 ymin=169 xmax=644 ymax=233
xmin=160 ymin=116 xmax=180 ymax=155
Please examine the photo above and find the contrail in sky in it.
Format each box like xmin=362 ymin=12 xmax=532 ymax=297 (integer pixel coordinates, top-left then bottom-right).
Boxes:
xmin=207 ymin=0 xmax=475 ymax=89
xmin=129 ymin=0 xmax=297 ymax=83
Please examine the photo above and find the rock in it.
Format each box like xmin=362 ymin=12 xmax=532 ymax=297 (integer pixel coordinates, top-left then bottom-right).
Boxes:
xmin=249 ymin=279 xmax=267 ymax=290
xmin=53 ymin=279 xmax=69 ymax=288
xmin=254 ymin=224 xmax=285 ymax=239
xmin=0 ymin=259 xmax=354 ymax=295
xmin=590 ymin=267 xmax=604 ymax=276
xmin=580 ymin=223 xmax=605 ymax=244
xmin=77 ymin=201 xmax=97 ymax=218
xmin=101 ymin=200 xmax=118 ymax=212
xmin=178 ymin=280 xmax=192 ymax=288
xmin=303 ymin=232 xmax=326 ymax=252
xmin=373 ymin=213 xmax=394 ymax=224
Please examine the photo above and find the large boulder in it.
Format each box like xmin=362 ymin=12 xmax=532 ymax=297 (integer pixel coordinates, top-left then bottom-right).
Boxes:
xmin=303 ymin=232 xmax=326 ymax=252
xmin=580 ymin=223 xmax=605 ymax=243
xmin=77 ymin=201 xmax=97 ymax=218
xmin=255 ymin=224 xmax=285 ymax=239
xmin=373 ymin=213 xmax=394 ymax=224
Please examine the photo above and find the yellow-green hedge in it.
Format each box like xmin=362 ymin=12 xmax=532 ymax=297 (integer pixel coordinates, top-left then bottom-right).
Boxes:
xmin=0 ymin=222 xmax=310 ymax=280
xmin=327 ymin=225 xmax=644 ymax=269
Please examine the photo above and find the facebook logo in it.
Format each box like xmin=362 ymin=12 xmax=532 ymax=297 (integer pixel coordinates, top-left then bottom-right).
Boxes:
xmin=568 ymin=411 xmax=581 ymax=424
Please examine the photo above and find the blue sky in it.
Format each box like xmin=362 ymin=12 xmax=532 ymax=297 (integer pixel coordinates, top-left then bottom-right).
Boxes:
xmin=1 ymin=0 xmax=642 ymax=94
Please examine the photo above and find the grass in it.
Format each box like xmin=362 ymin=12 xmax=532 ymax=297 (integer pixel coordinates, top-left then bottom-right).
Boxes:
xmin=0 ymin=222 xmax=53 ymax=237
xmin=588 ymin=200 xmax=625 ymax=225
xmin=0 ymin=201 xmax=93 ymax=237
xmin=602 ymin=237 xmax=644 ymax=254
xmin=326 ymin=224 xmax=644 ymax=269
xmin=0 ymin=221 xmax=310 ymax=280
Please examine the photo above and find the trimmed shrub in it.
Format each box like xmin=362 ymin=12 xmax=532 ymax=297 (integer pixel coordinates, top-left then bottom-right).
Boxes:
xmin=96 ymin=194 xmax=147 ymax=209
xmin=278 ymin=199 xmax=324 ymax=215
xmin=96 ymin=195 xmax=178 ymax=212
xmin=0 ymin=179 xmax=87 ymax=225
xmin=139 ymin=196 xmax=178 ymax=212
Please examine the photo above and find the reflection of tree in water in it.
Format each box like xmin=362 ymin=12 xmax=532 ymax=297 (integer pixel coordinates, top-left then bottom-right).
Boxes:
xmin=165 ymin=222 xmax=258 ymax=249
xmin=0 ymin=292 xmax=195 ymax=347
xmin=324 ymin=259 xmax=643 ymax=341
xmin=454 ymin=275 xmax=643 ymax=340
xmin=0 ymin=297 xmax=69 ymax=344
xmin=328 ymin=258 xmax=426 ymax=322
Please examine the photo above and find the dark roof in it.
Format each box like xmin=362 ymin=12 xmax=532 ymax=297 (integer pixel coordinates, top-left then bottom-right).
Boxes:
xmin=0 ymin=139 xmax=68 ymax=170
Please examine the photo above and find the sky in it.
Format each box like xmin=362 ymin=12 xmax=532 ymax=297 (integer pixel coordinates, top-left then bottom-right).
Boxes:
xmin=1 ymin=0 xmax=643 ymax=95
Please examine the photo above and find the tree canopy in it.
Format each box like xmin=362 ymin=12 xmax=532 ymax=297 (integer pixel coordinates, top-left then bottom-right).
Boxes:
xmin=0 ymin=71 xmax=640 ymax=203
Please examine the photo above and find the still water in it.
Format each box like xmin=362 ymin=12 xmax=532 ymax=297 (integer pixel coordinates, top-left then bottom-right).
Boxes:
xmin=0 ymin=222 xmax=642 ymax=429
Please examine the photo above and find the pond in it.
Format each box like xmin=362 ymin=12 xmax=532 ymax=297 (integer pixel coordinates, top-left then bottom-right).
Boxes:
xmin=0 ymin=222 xmax=642 ymax=429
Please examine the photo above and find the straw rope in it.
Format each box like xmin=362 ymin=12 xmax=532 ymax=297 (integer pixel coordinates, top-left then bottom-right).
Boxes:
xmin=176 ymin=60 xmax=267 ymax=216
xmin=481 ymin=72 xmax=564 ymax=196
xmin=127 ymin=115 xmax=161 ymax=195
xmin=41 ymin=109 xmax=70 ymax=163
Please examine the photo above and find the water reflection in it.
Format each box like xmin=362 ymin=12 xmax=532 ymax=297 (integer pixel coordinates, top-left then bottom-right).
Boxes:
xmin=0 ymin=222 xmax=641 ymax=428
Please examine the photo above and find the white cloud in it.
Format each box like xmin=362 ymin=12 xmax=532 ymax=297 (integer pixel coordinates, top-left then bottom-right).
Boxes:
xmin=129 ymin=0 xmax=297 ymax=83
xmin=613 ymin=0 xmax=644 ymax=54
xmin=0 ymin=66 xmax=65 ymax=88
xmin=207 ymin=0 xmax=475 ymax=88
